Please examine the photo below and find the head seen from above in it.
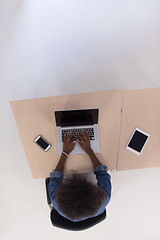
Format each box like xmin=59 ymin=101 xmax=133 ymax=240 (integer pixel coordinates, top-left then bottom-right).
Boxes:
xmin=55 ymin=174 xmax=106 ymax=221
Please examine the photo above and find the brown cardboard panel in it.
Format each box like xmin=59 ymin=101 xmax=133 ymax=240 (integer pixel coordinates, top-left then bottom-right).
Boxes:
xmin=117 ymin=88 xmax=160 ymax=171
xmin=10 ymin=89 xmax=123 ymax=178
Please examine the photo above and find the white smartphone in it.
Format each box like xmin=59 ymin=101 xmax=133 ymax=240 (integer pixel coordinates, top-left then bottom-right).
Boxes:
xmin=34 ymin=135 xmax=51 ymax=152
xmin=126 ymin=128 xmax=150 ymax=155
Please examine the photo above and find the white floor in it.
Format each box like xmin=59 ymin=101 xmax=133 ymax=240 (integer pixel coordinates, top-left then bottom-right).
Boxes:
xmin=1 ymin=0 xmax=160 ymax=239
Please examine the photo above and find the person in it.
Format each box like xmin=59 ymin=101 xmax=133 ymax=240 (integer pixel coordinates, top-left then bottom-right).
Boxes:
xmin=48 ymin=130 xmax=111 ymax=222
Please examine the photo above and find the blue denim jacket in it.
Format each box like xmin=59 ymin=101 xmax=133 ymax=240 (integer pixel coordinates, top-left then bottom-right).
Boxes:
xmin=48 ymin=165 xmax=111 ymax=222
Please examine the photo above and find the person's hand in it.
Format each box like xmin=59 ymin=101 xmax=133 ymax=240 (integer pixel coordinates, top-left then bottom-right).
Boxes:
xmin=63 ymin=132 xmax=76 ymax=155
xmin=77 ymin=130 xmax=92 ymax=154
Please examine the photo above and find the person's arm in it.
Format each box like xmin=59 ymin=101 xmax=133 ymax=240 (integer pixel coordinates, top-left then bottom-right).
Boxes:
xmin=54 ymin=152 xmax=68 ymax=172
xmin=54 ymin=132 xmax=76 ymax=173
xmin=48 ymin=132 xmax=76 ymax=204
xmin=87 ymin=148 xmax=102 ymax=169
xmin=48 ymin=171 xmax=64 ymax=204
xmin=77 ymin=131 xmax=111 ymax=200
xmin=94 ymin=165 xmax=112 ymax=200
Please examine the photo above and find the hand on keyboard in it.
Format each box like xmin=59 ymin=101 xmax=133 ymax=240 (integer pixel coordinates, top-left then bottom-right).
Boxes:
xmin=77 ymin=130 xmax=92 ymax=154
xmin=63 ymin=132 xmax=76 ymax=155
xmin=62 ymin=128 xmax=94 ymax=142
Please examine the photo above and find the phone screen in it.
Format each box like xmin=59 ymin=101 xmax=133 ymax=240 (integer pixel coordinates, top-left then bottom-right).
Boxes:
xmin=128 ymin=130 xmax=149 ymax=153
xmin=36 ymin=137 xmax=49 ymax=150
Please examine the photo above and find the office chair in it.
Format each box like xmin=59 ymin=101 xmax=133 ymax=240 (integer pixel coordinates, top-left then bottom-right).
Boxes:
xmin=45 ymin=178 xmax=106 ymax=231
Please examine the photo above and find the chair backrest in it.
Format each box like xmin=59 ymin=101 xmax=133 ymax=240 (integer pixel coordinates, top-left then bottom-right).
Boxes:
xmin=45 ymin=178 xmax=106 ymax=231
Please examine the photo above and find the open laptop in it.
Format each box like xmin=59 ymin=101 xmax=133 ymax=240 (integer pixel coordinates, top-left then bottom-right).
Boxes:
xmin=54 ymin=109 xmax=100 ymax=155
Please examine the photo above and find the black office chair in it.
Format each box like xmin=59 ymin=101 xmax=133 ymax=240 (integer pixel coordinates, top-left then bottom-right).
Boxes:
xmin=45 ymin=178 xmax=106 ymax=231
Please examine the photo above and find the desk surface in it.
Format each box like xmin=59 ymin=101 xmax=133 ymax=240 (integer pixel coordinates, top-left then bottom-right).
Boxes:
xmin=10 ymin=89 xmax=123 ymax=178
xmin=117 ymin=88 xmax=160 ymax=171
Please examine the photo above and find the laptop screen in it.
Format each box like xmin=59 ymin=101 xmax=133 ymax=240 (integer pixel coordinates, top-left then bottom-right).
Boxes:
xmin=55 ymin=109 xmax=99 ymax=127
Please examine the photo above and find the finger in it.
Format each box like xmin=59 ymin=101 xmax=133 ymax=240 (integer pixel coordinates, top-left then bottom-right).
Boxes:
xmin=85 ymin=131 xmax=90 ymax=140
xmin=78 ymin=132 xmax=84 ymax=141
xmin=69 ymin=132 xmax=73 ymax=141
xmin=71 ymin=140 xmax=76 ymax=149
xmin=83 ymin=130 xmax=89 ymax=137
xmin=67 ymin=132 xmax=72 ymax=141
xmin=81 ymin=130 xmax=88 ymax=140
xmin=70 ymin=134 xmax=74 ymax=142
xmin=64 ymin=133 xmax=67 ymax=142
xmin=77 ymin=139 xmax=82 ymax=145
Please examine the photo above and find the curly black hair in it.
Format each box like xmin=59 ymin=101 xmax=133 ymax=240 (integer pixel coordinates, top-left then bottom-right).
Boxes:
xmin=55 ymin=174 xmax=106 ymax=221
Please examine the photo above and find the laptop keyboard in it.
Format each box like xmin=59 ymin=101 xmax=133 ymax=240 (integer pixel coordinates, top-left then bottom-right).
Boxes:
xmin=62 ymin=127 xmax=94 ymax=142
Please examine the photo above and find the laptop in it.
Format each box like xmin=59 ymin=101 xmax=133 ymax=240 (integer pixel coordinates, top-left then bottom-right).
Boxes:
xmin=54 ymin=109 xmax=100 ymax=155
